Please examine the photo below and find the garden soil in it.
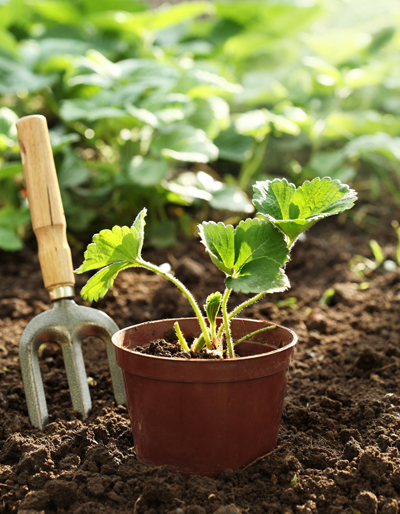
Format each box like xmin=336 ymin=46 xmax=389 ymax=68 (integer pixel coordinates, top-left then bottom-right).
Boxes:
xmin=1 ymin=211 xmax=400 ymax=514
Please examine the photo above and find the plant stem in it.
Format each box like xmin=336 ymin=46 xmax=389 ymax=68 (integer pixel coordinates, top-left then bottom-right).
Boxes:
xmin=140 ymin=259 xmax=212 ymax=348
xmin=217 ymin=292 xmax=266 ymax=340
xmin=221 ymin=288 xmax=234 ymax=358
xmin=229 ymin=292 xmax=265 ymax=320
xmin=174 ymin=321 xmax=191 ymax=353
xmin=209 ymin=319 xmax=217 ymax=348
xmin=234 ymin=325 xmax=277 ymax=346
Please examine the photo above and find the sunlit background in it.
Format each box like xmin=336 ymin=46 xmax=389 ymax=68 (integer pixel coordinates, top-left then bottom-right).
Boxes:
xmin=0 ymin=0 xmax=399 ymax=250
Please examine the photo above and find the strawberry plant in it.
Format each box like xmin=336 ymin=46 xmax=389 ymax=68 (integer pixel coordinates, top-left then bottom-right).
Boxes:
xmin=76 ymin=177 xmax=357 ymax=358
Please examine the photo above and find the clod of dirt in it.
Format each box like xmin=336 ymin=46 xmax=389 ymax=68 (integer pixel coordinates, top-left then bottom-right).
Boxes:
xmin=18 ymin=489 xmax=50 ymax=511
xmin=358 ymin=447 xmax=394 ymax=482
xmin=135 ymin=339 xmax=190 ymax=359
xmin=355 ymin=347 xmax=385 ymax=370
xmin=339 ymin=428 xmax=362 ymax=444
xmin=296 ymin=500 xmax=317 ymax=513
xmin=141 ymin=477 xmax=175 ymax=506
xmin=333 ymin=282 xmax=365 ymax=306
xmin=381 ymin=499 xmax=399 ymax=514
xmin=18 ymin=447 xmax=54 ymax=474
xmin=343 ymin=436 xmax=363 ymax=461
xmin=0 ymin=433 xmax=24 ymax=463
xmin=175 ymin=257 xmax=204 ymax=284
xmin=44 ymin=479 xmax=78 ymax=509
xmin=305 ymin=311 xmax=328 ymax=333
xmin=0 ymin=298 xmax=32 ymax=318
xmin=214 ymin=505 xmax=242 ymax=513
xmin=354 ymin=490 xmax=378 ymax=514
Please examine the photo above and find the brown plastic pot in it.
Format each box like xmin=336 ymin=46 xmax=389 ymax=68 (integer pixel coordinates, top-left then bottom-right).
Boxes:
xmin=112 ymin=317 xmax=297 ymax=477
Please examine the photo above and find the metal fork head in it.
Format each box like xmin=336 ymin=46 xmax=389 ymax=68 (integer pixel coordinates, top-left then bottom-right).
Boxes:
xmin=19 ymin=299 xmax=125 ymax=430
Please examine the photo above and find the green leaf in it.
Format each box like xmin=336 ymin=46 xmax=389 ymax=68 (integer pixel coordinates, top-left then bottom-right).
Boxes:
xmin=0 ymin=227 xmax=23 ymax=251
xmin=199 ymin=221 xmax=235 ymax=275
xmin=308 ymin=150 xmax=345 ymax=176
xmin=166 ymin=171 xmax=252 ymax=212
xmin=216 ymin=1 xmax=320 ymax=36
xmin=237 ymin=70 xmax=288 ymax=107
xmin=302 ymin=29 xmax=371 ymax=65
xmin=76 ymin=209 xmax=147 ymax=274
xmin=0 ymin=162 xmax=23 ymax=179
xmin=132 ymin=207 xmax=146 ymax=257
xmin=76 ymin=210 xmax=147 ymax=301
xmin=368 ymin=26 xmax=396 ymax=54
xmin=253 ymin=177 xmax=357 ymax=247
xmin=58 ymin=148 xmax=89 ymax=188
xmin=80 ymin=0 xmax=146 ymax=14
xmin=184 ymin=97 xmax=229 ymax=137
xmin=200 ymin=218 xmax=289 ymax=294
xmin=49 ymin=129 xmax=80 ymax=153
xmin=146 ymin=220 xmax=178 ymax=248
xmin=128 ymin=158 xmax=168 ymax=186
xmin=324 ymin=111 xmax=400 ymax=139
xmin=233 ymin=218 xmax=289 ymax=272
xmin=344 ymin=133 xmax=400 ymax=163
xmin=210 ymin=185 xmax=254 ymax=214
xmin=35 ymin=38 xmax=92 ymax=71
xmin=204 ymin=292 xmax=222 ymax=325
xmin=28 ymin=0 xmax=82 ymax=23
xmin=213 ymin=127 xmax=254 ymax=163
xmin=118 ymin=59 xmax=179 ymax=87
xmin=60 ymin=98 xmax=127 ymax=122
xmin=80 ymin=262 xmax=134 ymax=302
xmin=125 ymin=105 xmax=158 ymax=128
xmin=306 ymin=151 xmax=356 ymax=183
xmin=0 ymin=107 xmax=18 ymax=137
xmin=234 ymin=110 xmax=270 ymax=139
xmin=226 ymin=218 xmax=290 ymax=294
xmin=0 ymin=29 xmax=18 ymax=56
xmin=0 ymin=206 xmax=30 ymax=228
xmin=226 ymin=261 xmax=289 ymax=295
xmin=0 ymin=55 xmax=57 ymax=95
xmin=268 ymin=112 xmax=301 ymax=136
xmin=87 ymin=2 xmax=215 ymax=35
xmin=151 ymin=124 xmax=219 ymax=163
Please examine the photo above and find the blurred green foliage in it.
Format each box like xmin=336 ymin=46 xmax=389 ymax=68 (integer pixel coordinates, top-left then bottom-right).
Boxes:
xmin=0 ymin=0 xmax=399 ymax=250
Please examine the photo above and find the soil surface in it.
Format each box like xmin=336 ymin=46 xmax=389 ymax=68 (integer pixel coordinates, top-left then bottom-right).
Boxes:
xmin=134 ymin=338 xmax=222 ymax=358
xmin=1 ymin=208 xmax=400 ymax=514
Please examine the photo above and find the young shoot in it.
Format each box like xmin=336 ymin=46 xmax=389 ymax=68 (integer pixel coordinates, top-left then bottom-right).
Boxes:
xmin=76 ymin=177 xmax=357 ymax=358
xmin=204 ymin=292 xmax=223 ymax=353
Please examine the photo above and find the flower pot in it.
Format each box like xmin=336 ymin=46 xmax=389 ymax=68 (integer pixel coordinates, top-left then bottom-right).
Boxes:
xmin=112 ymin=317 xmax=297 ymax=477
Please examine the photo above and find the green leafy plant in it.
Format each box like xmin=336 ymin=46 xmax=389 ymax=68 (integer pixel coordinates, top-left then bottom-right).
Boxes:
xmin=76 ymin=177 xmax=356 ymax=358
xmin=1 ymin=0 xmax=398 ymax=250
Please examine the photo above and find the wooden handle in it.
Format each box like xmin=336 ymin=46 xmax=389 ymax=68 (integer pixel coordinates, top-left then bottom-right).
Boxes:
xmin=17 ymin=115 xmax=75 ymax=294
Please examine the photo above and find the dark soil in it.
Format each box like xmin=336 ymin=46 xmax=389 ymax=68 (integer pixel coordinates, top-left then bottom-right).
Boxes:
xmin=134 ymin=339 xmax=222 ymax=359
xmin=1 ymin=209 xmax=400 ymax=514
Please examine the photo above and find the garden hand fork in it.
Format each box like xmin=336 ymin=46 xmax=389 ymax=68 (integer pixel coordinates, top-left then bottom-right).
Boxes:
xmin=17 ymin=115 xmax=125 ymax=430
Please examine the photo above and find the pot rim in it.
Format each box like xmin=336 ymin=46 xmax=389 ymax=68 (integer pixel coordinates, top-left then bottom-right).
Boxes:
xmin=112 ymin=317 xmax=297 ymax=363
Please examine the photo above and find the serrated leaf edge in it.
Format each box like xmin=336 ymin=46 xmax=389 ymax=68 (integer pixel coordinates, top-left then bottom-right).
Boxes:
xmin=253 ymin=176 xmax=357 ymax=222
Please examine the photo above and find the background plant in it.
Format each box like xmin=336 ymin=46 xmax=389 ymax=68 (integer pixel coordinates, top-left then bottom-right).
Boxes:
xmin=0 ymin=0 xmax=398 ymax=251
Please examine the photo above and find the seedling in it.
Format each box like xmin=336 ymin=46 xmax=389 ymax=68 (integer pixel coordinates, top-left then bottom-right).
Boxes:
xmin=349 ymin=232 xmax=398 ymax=277
xmin=76 ymin=177 xmax=356 ymax=358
